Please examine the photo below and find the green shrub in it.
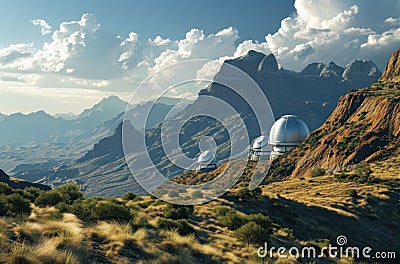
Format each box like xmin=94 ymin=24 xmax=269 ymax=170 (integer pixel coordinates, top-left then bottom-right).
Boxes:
xmin=347 ymin=189 xmax=358 ymax=198
xmin=35 ymin=190 xmax=62 ymax=207
xmin=122 ymin=192 xmax=137 ymax=201
xmin=236 ymin=187 xmax=262 ymax=199
xmin=53 ymin=183 xmax=83 ymax=204
xmin=164 ymin=204 xmax=194 ymax=220
xmin=234 ymin=222 xmax=270 ymax=245
xmin=213 ymin=207 xmax=231 ymax=216
xmin=4 ymin=193 xmax=32 ymax=216
xmin=0 ymin=183 xmax=12 ymax=195
xmin=67 ymin=199 xmax=132 ymax=223
xmin=218 ymin=211 xmax=247 ymax=230
xmin=310 ymin=168 xmax=325 ymax=177
xmin=246 ymin=213 xmax=273 ymax=232
xmin=0 ymin=195 xmax=11 ymax=216
xmin=157 ymin=218 xmax=195 ymax=236
xmin=354 ymin=164 xmax=372 ymax=177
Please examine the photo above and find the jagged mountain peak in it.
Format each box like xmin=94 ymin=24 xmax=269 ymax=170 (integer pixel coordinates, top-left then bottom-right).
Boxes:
xmin=380 ymin=48 xmax=400 ymax=82
xmin=300 ymin=62 xmax=326 ymax=75
xmin=258 ymin=53 xmax=279 ymax=73
xmin=320 ymin=62 xmax=345 ymax=79
xmin=342 ymin=59 xmax=381 ymax=80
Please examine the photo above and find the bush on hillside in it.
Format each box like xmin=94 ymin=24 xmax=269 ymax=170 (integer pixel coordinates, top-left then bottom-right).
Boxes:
xmin=217 ymin=211 xmax=247 ymax=230
xmin=234 ymin=221 xmax=270 ymax=245
xmin=157 ymin=218 xmax=195 ymax=236
xmin=164 ymin=204 xmax=194 ymax=220
xmin=0 ymin=193 xmax=32 ymax=216
xmin=310 ymin=168 xmax=325 ymax=177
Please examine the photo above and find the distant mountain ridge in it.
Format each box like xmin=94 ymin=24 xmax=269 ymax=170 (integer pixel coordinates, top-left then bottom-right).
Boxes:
xmin=0 ymin=169 xmax=50 ymax=190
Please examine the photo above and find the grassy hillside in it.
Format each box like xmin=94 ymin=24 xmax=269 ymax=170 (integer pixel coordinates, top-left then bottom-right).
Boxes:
xmin=0 ymin=155 xmax=398 ymax=264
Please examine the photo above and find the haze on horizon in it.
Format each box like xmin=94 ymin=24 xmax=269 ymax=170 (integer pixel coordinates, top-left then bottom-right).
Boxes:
xmin=0 ymin=0 xmax=399 ymax=115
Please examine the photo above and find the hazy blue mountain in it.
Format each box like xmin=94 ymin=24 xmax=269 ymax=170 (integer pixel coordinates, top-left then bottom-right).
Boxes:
xmin=54 ymin=112 xmax=77 ymax=120
xmin=72 ymin=95 xmax=127 ymax=132
xmin=0 ymin=113 xmax=6 ymax=122
xmin=0 ymin=111 xmax=70 ymax=146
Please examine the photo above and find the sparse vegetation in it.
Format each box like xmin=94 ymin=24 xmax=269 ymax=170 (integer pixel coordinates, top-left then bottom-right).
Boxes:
xmin=310 ymin=168 xmax=325 ymax=177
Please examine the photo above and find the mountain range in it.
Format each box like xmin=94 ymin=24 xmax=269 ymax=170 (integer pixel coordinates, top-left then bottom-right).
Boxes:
xmin=268 ymin=48 xmax=400 ymax=180
xmin=9 ymin=50 xmax=386 ymax=197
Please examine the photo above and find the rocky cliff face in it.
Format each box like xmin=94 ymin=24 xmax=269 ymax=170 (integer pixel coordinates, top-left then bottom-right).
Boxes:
xmin=380 ymin=48 xmax=400 ymax=82
xmin=268 ymin=49 xmax=400 ymax=179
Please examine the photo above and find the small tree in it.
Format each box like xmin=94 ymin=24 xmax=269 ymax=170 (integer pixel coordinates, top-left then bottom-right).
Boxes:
xmin=234 ymin=221 xmax=270 ymax=246
xmin=122 ymin=192 xmax=137 ymax=201
xmin=54 ymin=183 xmax=83 ymax=204
xmin=5 ymin=193 xmax=32 ymax=216
xmin=218 ymin=211 xmax=247 ymax=230
xmin=35 ymin=191 xmax=62 ymax=207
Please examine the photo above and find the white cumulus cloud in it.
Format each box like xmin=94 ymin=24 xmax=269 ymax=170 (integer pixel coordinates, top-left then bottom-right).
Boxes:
xmin=31 ymin=19 xmax=52 ymax=35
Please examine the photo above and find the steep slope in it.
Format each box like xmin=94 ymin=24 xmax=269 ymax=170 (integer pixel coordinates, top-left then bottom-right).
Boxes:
xmin=0 ymin=169 xmax=50 ymax=190
xmin=380 ymin=48 xmax=400 ymax=82
xmin=72 ymin=95 xmax=127 ymax=132
xmin=269 ymin=49 xmax=400 ymax=179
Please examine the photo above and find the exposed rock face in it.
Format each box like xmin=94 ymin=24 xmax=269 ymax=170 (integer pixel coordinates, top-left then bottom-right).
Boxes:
xmin=320 ymin=62 xmax=345 ymax=79
xmin=380 ymin=48 xmax=400 ymax=82
xmin=268 ymin=82 xmax=400 ymax=179
xmin=0 ymin=169 xmax=51 ymax=190
xmin=342 ymin=60 xmax=381 ymax=84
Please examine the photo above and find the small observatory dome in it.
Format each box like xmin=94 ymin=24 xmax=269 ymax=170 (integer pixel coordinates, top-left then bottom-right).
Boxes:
xmin=196 ymin=150 xmax=218 ymax=172
xmin=269 ymin=115 xmax=310 ymax=160
xmin=250 ymin=135 xmax=271 ymax=161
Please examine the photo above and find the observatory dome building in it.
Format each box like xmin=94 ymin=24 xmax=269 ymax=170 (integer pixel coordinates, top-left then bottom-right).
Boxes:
xmin=250 ymin=135 xmax=271 ymax=161
xmin=196 ymin=150 xmax=218 ymax=172
xmin=269 ymin=115 xmax=310 ymax=160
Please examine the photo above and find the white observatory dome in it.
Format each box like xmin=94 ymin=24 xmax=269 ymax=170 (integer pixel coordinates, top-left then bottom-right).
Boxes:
xmin=252 ymin=135 xmax=269 ymax=149
xmin=250 ymin=135 xmax=271 ymax=161
xmin=196 ymin=150 xmax=218 ymax=172
xmin=269 ymin=115 xmax=310 ymax=160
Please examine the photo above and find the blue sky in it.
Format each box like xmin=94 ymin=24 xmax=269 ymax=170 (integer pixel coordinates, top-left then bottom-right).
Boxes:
xmin=0 ymin=0 xmax=295 ymax=46
xmin=0 ymin=0 xmax=399 ymax=114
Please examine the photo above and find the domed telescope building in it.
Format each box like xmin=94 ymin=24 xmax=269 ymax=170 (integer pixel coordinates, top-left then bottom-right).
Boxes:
xmin=250 ymin=135 xmax=272 ymax=161
xmin=269 ymin=115 xmax=310 ymax=160
xmin=196 ymin=150 xmax=218 ymax=173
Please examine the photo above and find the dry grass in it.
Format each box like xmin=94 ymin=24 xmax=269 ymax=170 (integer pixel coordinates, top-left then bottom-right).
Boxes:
xmin=2 ymin=239 xmax=80 ymax=264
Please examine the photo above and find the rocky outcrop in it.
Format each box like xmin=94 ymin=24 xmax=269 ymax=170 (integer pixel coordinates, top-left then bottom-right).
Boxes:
xmin=380 ymin=48 xmax=400 ymax=82
xmin=0 ymin=169 xmax=51 ymax=190
xmin=342 ymin=60 xmax=381 ymax=85
xmin=320 ymin=62 xmax=345 ymax=79
xmin=268 ymin=49 xmax=400 ymax=179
